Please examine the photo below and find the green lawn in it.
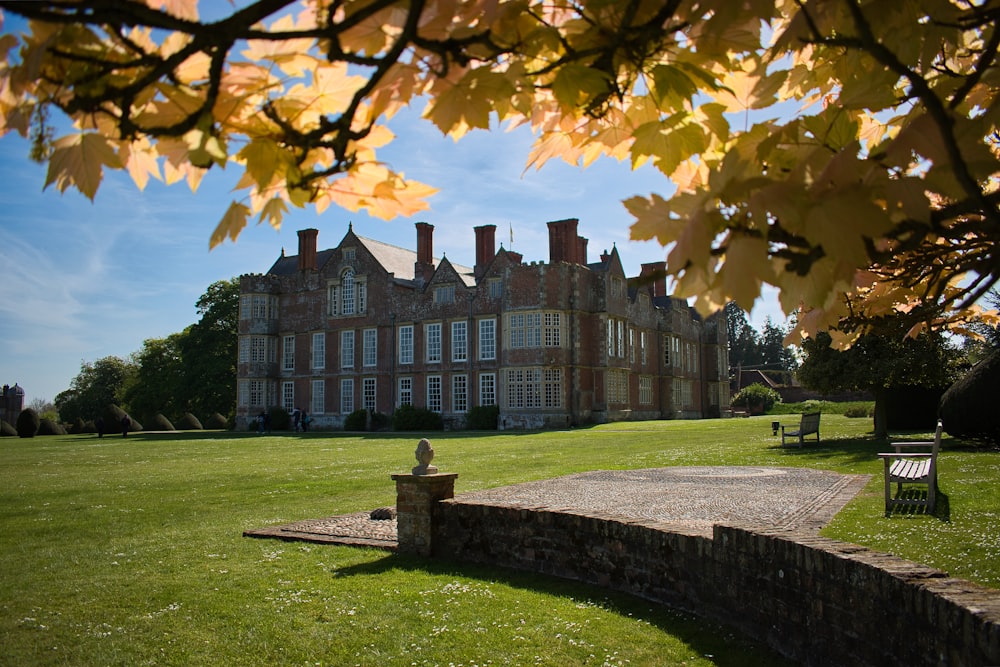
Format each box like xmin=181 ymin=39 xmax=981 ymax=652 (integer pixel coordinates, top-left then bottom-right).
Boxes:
xmin=2 ymin=416 xmax=997 ymax=666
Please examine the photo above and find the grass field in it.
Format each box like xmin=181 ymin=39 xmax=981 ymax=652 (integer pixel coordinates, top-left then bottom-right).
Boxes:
xmin=2 ymin=416 xmax=997 ymax=666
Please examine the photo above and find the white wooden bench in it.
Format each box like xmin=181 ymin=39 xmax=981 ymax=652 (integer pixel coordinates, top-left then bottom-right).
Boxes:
xmin=780 ymin=412 xmax=821 ymax=447
xmin=878 ymin=420 xmax=942 ymax=516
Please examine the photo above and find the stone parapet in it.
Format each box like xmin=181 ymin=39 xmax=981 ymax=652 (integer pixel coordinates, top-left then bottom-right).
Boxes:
xmin=391 ymin=472 xmax=458 ymax=556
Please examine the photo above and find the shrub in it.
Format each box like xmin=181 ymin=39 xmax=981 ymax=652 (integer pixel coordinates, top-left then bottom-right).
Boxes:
xmin=104 ymin=405 xmax=143 ymax=433
xmin=147 ymin=413 xmax=176 ymax=431
xmin=69 ymin=417 xmax=86 ymax=434
xmin=843 ymin=405 xmax=872 ymax=418
xmin=204 ymin=412 xmax=229 ymax=430
xmin=940 ymin=350 xmax=1000 ymax=445
xmin=344 ymin=409 xmax=368 ymax=431
xmin=268 ymin=406 xmax=290 ymax=431
xmin=392 ymin=405 xmax=444 ymax=431
xmin=175 ymin=412 xmax=203 ymax=430
xmin=731 ymin=383 xmax=782 ymax=414
xmin=16 ymin=408 xmax=40 ymax=438
xmin=37 ymin=418 xmax=66 ymax=436
xmin=370 ymin=411 xmax=390 ymax=431
xmin=466 ymin=405 xmax=499 ymax=430
xmin=0 ymin=420 xmax=16 ymax=436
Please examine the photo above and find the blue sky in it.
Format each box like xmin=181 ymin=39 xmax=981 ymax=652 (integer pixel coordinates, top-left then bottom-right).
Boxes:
xmin=0 ymin=31 xmax=786 ymax=408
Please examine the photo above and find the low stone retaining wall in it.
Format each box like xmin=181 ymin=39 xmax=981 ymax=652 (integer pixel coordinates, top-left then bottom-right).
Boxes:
xmin=431 ymin=499 xmax=1000 ymax=667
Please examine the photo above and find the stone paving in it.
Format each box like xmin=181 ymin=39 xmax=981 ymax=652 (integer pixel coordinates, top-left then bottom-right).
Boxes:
xmin=244 ymin=466 xmax=870 ymax=547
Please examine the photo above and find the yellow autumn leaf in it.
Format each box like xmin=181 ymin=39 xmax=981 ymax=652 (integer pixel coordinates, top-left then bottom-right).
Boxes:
xmin=719 ymin=234 xmax=772 ymax=311
xmin=258 ymin=196 xmax=288 ymax=230
xmin=119 ymin=138 xmax=162 ymax=191
xmin=209 ymin=201 xmax=251 ymax=249
xmin=44 ymin=133 xmax=122 ymax=200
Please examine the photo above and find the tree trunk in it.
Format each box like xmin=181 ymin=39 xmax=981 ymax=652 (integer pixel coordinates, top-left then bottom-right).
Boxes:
xmin=873 ymin=388 xmax=889 ymax=439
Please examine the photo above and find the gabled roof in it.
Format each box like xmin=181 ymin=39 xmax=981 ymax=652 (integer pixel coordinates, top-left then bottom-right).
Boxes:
xmin=266 ymin=233 xmax=474 ymax=285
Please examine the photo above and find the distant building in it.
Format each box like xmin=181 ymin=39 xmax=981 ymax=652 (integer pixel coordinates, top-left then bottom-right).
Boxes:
xmin=236 ymin=219 xmax=729 ymax=430
xmin=1 ymin=383 xmax=25 ymax=425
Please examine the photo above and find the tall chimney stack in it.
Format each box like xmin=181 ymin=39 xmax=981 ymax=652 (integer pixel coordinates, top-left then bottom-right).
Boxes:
xmin=297 ymin=228 xmax=318 ymax=271
xmin=415 ymin=222 xmax=435 ymax=283
xmin=474 ymin=224 xmax=497 ymax=278
xmin=640 ymin=261 xmax=668 ymax=297
xmin=547 ymin=218 xmax=581 ymax=264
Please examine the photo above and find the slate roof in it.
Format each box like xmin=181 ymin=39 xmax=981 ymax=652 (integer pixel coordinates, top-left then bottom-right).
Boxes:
xmin=266 ymin=234 xmax=474 ymax=286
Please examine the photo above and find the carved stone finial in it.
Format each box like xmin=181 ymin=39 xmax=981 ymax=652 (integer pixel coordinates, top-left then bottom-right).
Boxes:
xmin=412 ymin=438 xmax=438 ymax=475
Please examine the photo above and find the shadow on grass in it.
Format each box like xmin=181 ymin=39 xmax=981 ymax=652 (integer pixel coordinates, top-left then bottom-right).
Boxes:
xmin=885 ymin=488 xmax=951 ymax=522
xmin=331 ymin=552 xmax=795 ymax=667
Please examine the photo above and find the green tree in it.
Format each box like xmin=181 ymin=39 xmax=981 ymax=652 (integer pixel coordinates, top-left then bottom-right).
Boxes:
xmin=797 ymin=328 xmax=962 ymax=438
xmin=759 ymin=318 xmax=799 ymax=373
xmin=123 ymin=333 xmax=186 ymax=423
xmin=724 ymin=302 xmax=763 ymax=370
xmin=179 ymin=278 xmax=239 ymax=419
xmin=2 ymin=1 xmax=999 ymax=341
xmin=54 ymin=356 xmax=136 ymax=424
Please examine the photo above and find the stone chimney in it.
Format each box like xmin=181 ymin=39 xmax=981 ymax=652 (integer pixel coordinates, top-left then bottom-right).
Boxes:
xmin=297 ymin=228 xmax=318 ymax=271
xmin=577 ymin=236 xmax=588 ymax=265
xmin=474 ymin=224 xmax=497 ymax=278
xmin=640 ymin=261 xmax=668 ymax=297
xmin=415 ymin=222 xmax=435 ymax=284
xmin=547 ymin=218 xmax=582 ymax=265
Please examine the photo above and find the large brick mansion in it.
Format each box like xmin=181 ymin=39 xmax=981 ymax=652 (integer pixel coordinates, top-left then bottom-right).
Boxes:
xmin=236 ymin=219 xmax=730 ymax=430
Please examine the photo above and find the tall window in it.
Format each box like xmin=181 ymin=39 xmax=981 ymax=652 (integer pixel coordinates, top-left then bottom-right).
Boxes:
xmin=639 ymin=376 xmax=652 ymax=405
xmin=488 ymin=278 xmax=503 ymax=299
xmin=312 ymin=332 xmax=325 ymax=370
xmin=363 ymin=328 xmax=377 ymax=367
xmin=357 ymin=280 xmax=366 ymax=314
xmin=426 ymin=322 xmax=441 ymax=363
xmin=479 ymin=318 xmax=496 ymax=360
xmin=340 ymin=378 xmax=354 ymax=413
xmin=451 ymin=321 xmax=467 ymax=362
xmin=617 ymin=320 xmax=625 ymax=358
xmin=427 ymin=376 xmax=442 ymax=413
xmin=342 ymin=268 xmax=355 ymax=314
xmin=248 ymin=380 xmax=265 ymax=406
xmin=398 ymin=377 xmax=412 ymax=407
xmin=327 ymin=283 xmax=338 ymax=316
xmin=629 ymin=328 xmax=635 ymax=364
xmin=479 ymin=373 xmax=496 ymax=406
xmin=363 ymin=377 xmax=376 ymax=412
xmin=282 ymin=381 xmax=294 ymax=411
xmin=283 ymin=335 xmax=295 ymax=372
xmin=239 ymin=337 xmax=249 ymax=363
xmin=608 ymin=368 xmax=628 ymax=404
xmin=311 ymin=379 xmax=325 ymax=414
xmin=640 ymin=331 xmax=648 ymax=366
xmin=452 ymin=374 xmax=468 ymax=413
xmin=399 ymin=325 xmax=414 ymax=364
xmin=608 ymin=319 xmax=615 ymax=357
xmin=340 ymin=330 xmax=354 ymax=368
xmin=543 ymin=313 xmax=561 ymax=347
xmin=544 ymin=369 xmax=562 ymax=408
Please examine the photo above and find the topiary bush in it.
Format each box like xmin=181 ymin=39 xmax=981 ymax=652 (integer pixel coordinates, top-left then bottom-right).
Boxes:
xmin=731 ymin=383 xmax=782 ymax=414
xmin=204 ymin=412 xmax=229 ymax=430
xmin=16 ymin=408 xmax=40 ymax=438
xmin=104 ymin=404 xmax=143 ymax=434
xmin=175 ymin=412 xmax=203 ymax=430
xmin=344 ymin=409 xmax=368 ymax=431
xmin=147 ymin=413 xmax=176 ymax=431
xmin=466 ymin=405 xmax=499 ymax=430
xmin=391 ymin=405 xmax=444 ymax=431
xmin=69 ymin=417 xmax=86 ymax=434
xmin=37 ymin=418 xmax=67 ymax=435
xmin=1 ymin=420 xmax=17 ymax=436
xmin=940 ymin=349 xmax=1000 ymax=445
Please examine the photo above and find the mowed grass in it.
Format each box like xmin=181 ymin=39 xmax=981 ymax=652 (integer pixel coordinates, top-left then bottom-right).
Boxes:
xmin=1 ymin=416 xmax=997 ymax=666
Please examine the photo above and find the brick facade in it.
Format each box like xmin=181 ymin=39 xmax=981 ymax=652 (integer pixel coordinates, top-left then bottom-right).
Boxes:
xmin=236 ymin=219 xmax=729 ymax=430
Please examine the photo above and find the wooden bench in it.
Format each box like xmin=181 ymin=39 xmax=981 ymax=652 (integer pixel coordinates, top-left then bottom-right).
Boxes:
xmin=780 ymin=412 xmax=821 ymax=447
xmin=878 ymin=420 xmax=942 ymax=516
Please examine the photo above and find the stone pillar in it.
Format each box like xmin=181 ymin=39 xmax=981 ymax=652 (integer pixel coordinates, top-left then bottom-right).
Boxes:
xmin=391 ymin=438 xmax=457 ymax=556
xmin=391 ymin=472 xmax=458 ymax=556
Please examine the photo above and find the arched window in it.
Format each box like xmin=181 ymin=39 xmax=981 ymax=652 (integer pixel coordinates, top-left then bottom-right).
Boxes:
xmin=342 ymin=268 xmax=355 ymax=315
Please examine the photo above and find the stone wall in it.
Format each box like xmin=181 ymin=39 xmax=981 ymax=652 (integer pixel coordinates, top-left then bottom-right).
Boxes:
xmin=431 ymin=499 xmax=1000 ymax=667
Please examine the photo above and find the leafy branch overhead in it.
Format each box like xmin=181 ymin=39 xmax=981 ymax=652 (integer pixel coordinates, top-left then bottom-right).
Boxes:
xmin=1 ymin=0 xmax=999 ymax=341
